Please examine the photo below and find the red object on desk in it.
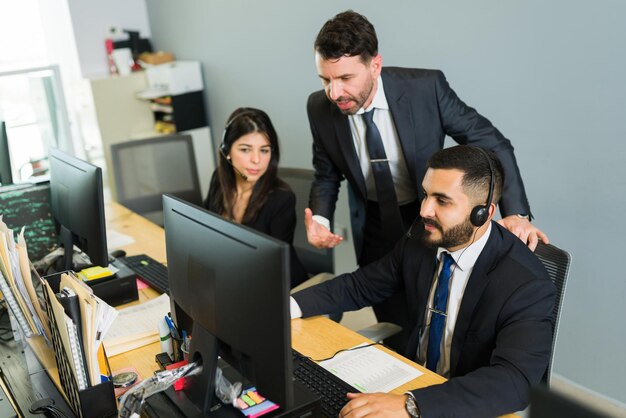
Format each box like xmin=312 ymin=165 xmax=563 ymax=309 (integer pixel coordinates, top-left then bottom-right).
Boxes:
xmin=166 ymin=359 xmax=188 ymax=391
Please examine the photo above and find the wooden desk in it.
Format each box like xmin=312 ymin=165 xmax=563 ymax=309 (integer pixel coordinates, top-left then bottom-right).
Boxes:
xmin=105 ymin=202 xmax=166 ymax=264
xmin=26 ymin=202 xmax=518 ymax=417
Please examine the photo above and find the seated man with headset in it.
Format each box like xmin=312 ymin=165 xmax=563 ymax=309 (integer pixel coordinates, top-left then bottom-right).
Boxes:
xmin=291 ymin=145 xmax=555 ymax=418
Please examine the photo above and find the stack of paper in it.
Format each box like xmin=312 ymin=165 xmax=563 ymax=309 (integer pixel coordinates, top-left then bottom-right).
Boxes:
xmin=104 ymin=293 xmax=170 ymax=356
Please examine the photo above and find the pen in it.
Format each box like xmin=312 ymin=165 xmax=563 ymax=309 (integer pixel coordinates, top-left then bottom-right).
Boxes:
xmin=164 ymin=315 xmax=180 ymax=339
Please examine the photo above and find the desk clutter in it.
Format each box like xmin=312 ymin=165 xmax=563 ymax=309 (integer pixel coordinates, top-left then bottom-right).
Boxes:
xmin=41 ymin=271 xmax=119 ymax=418
xmin=0 ymin=213 xmax=122 ymax=417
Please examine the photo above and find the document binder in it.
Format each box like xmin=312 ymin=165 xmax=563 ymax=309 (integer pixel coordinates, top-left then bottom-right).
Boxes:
xmin=64 ymin=313 xmax=89 ymax=390
xmin=57 ymin=288 xmax=90 ymax=383
xmin=42 ymin=271 xmax=117 ymax=418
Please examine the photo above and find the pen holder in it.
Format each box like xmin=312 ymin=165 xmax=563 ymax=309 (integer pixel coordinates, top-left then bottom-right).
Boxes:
xmin=42 ymin=271 xmax=117 ymax=418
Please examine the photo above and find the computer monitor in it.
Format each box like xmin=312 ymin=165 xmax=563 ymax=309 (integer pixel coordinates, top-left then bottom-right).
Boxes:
xmin=162 ymin=194 xmax=293 ymax=414
xmin=49 ymin=148 xmax=108 ymax=271
xmin=111 ymin=134 xmax=202 ymax=226
xmin=530 ymin=385 xmax=609 ymax=417
xmin=0 ymin=121 xmax=13 ymax=185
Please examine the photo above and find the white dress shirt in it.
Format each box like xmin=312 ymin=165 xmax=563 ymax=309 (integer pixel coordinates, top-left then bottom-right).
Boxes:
xmin=290 ymin=223 xmax=493 ymax=377
xmin=312 ymin=76 xmax=418 ymax=230
xmin=417 ymin=223 xmax=492 ymax=378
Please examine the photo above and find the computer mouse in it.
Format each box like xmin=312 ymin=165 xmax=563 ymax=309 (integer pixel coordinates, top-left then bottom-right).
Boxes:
xmin=110 ymin=249 xmax=127 ymax=258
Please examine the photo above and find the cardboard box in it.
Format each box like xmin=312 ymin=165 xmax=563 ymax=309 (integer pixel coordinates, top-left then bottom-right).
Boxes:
xmin=138 ymin=51 xmax=175 ymax=65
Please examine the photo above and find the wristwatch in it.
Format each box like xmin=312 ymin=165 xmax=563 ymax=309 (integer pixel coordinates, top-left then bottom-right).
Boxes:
xmin=405 ymin=394 xmax=421 ymax=418
xmin=516 ymin=213 xmax=530 ymax=219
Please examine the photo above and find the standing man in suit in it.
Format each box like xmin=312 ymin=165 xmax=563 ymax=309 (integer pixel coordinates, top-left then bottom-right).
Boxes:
xmin=305 ymin=10 xmax=549 ymax=349
xmin=293 ymin=146 xmax=555 ymax=417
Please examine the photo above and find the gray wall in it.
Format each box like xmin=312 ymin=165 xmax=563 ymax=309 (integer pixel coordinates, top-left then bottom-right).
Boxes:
xmin=145 ymin=0 xmax=626 ymax=404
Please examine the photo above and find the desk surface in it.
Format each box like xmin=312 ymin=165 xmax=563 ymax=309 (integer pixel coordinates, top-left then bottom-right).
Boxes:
xmin=26 ymin=201 xmax=518 ymax=417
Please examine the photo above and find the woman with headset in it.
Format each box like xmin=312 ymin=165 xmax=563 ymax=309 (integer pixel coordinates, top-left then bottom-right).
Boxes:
xmin=203 ymin=107 xmax=308 ymax=288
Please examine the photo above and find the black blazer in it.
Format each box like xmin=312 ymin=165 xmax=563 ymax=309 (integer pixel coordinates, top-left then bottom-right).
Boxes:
xmin=293 ymin=222 xmax=555 ymax=417
xmin=307 ymin=67 xmax=532 ymax=262
xmin=204 ymin=173 xmax=308 ymax=288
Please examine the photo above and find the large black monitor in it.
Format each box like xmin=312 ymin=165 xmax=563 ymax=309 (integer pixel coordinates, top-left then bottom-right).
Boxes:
xmin=530 ymin=386 xmax=609 ymax=418
xmin=162 ymin=194 xmax=293 ymax=415
xmin=0 ymin=121 xmax=13 ymax=185
xmin=49 ymin=148 xmax=108 ymax=270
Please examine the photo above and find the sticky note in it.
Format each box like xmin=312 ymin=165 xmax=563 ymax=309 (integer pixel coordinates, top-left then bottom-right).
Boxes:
xmin=80 ymin=266 xmax=114 ymax=281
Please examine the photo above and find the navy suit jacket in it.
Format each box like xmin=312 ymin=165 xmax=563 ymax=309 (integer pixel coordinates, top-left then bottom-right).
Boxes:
xmin=293 ymin=222 xmax=555 ymax=417
xmin=307 ymin=67 xmax=531 ymax=262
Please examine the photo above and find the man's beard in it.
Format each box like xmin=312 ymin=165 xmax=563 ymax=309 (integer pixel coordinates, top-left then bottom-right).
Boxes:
xmin=420 ymin=217 xmax=476 ymax=249
xmin=333 ymin=76 xmax=375 ymax=115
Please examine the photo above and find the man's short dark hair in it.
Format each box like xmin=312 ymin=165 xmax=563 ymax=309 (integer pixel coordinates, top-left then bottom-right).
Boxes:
xmin=314 ymin=10 xmax=378 ymax=62
xmin=427 ymin=146 xmax=504 ymax=205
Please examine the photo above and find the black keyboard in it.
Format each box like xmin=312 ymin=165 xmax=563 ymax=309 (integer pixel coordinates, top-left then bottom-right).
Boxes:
xmin=292 ymin=350 xmax=360 ymax=418
xmin=118 ymin=254 xmax=169 ymax=294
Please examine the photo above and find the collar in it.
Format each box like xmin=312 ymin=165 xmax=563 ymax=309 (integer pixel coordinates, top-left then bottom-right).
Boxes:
xmin=436 ymin=223 xmax=492 ymax=272
xmin=356 ymin=76 xmax=388 ymax=115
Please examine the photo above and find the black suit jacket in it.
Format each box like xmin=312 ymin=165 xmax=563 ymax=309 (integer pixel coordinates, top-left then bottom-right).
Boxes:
xmin=204 ymin=172 xmax=308 ymax=287
xmin=307 ymin=67 xmax=531 ymax=262
xmin=293 ymin=222 xmax=555 ymax=417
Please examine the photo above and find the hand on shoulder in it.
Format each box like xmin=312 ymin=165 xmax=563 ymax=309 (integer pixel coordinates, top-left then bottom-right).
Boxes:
xmin=498 ymin=215 xmax=550 ymax=252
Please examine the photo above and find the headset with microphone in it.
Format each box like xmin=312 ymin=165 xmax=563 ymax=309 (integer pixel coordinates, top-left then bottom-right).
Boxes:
xmin=406 ymin=146 xmax=495 ymax=238
xmin=219 ymin=111 xmax=258 ymax=181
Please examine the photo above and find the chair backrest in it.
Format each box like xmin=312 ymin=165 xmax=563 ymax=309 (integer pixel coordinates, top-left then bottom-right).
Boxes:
xmin=111 ymin=134 xmax=202 ymax=226
xmin=534 ymin=241 xmax=571 ymax=386
xmin=278 ymin=167 xmax=334 ymax=275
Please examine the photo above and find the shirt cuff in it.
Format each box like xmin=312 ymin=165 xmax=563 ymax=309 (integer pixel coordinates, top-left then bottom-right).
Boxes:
xmin=290 ymin=296 xmax=303 ymax=319
xmin=312 ymin=215 xmax=331 ymax=231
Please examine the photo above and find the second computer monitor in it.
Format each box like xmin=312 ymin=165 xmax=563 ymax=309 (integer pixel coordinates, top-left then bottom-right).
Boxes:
xmin=163 ymin=194 xmax=293 ymax=414
xmin=49 ymin=148 xmax=108 ymax=270
xmin=0 ymin=121 xmax=13 ymax=185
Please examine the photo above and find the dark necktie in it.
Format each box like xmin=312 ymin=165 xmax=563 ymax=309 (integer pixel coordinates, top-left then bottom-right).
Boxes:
xmin=426 ymin=252 xmax=455 ymax=372
xmin=362 ymin=109 xmax=404 ymax=239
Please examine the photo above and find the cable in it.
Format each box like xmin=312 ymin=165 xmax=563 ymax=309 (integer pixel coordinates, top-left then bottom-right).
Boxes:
xmin=308 ymin=342 xmax=382 ymax=362
xmin=29 ymin=398 xmax=72 ymax=418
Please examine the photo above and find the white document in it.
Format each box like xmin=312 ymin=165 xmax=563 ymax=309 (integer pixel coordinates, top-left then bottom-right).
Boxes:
xmin=104 ymin=293 xmax=170 ymax=356
xmin=106 ymin=229 xmax=135 ymax=249
xmin=319 ymin=343 xmax=423 ymax=393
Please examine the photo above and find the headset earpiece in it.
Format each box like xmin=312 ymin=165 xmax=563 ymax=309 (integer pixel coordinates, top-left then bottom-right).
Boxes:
xmin=470 ymin=147 xmax=495 ymax=227
xmin=218 ymin=142 xmax=229 ymax=160
xmin=470 ymin=205 xmax=489 ymax=227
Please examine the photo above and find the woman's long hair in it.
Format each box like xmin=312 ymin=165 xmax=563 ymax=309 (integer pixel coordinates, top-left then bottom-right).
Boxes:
xmin=208 ymin=107 xmax=288 ymax=224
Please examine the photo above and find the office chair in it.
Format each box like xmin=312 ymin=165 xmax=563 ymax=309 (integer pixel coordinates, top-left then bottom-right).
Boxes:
xmin=277 ymin=168 xmax=334 ymax=276
xmin=279 ymin=168 xmax=343 ymax=322
xmin=111 ymin=134 xmax=203 ymax=226
xmin=534 ymin=241 xmax=572 ymax=387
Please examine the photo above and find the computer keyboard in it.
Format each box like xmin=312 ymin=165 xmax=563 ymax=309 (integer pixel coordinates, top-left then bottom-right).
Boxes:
xmin=292 ymin=350 xmax=360 ymax=418
xmin=117 ymin=254 xmax=169 ymax=294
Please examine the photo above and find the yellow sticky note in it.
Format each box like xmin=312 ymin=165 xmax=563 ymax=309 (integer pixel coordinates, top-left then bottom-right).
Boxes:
xmin=79 ymin=266 xmax=114 ymax=281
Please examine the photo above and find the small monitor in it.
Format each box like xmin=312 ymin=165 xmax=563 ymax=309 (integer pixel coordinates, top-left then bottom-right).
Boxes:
xmin=530 ymin=386 xmax=609 ymax=418
xmin=0 ymin=121 xmax=13 ymax=185
xmin=163 ymin=194 xmax=293 ymax=414
xmin=111 ymin=134 xmax=202 ymax=226
xmin=49 ymin=148 xmax=108 ymax=270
